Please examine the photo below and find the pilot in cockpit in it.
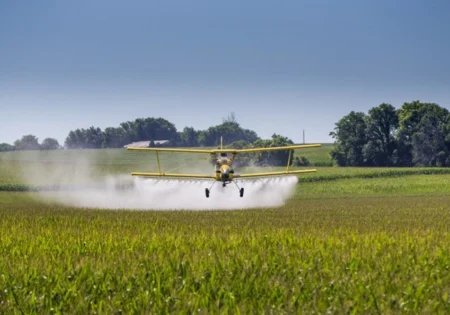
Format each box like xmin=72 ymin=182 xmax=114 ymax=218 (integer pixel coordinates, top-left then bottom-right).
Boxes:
xmin=214 ymin=147 xmax=233 ymax=173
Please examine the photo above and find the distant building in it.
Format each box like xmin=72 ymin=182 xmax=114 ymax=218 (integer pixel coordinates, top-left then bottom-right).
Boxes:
xmin=123 ymin=140 xmax=170 ymax=148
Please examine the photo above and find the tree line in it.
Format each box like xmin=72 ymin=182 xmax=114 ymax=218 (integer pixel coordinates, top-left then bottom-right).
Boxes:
xmin=0 ymin=135 xmax=61 ymax=152
xmin=0 ymin=114 xmax=274 ymax=149
xmin=0 ymin=113 xmax=255 ymax=152
xmin=0 ymin=113 xmax=303 ymax=167
xmin=330 ymin=100 xmax=450 ymax=167
xmin=63 ymin=113 xmax=259 ymax=149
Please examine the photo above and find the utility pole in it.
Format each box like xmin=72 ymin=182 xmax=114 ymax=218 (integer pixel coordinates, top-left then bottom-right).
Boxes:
xmin=303 ymin=130 xmax=305 ymax=144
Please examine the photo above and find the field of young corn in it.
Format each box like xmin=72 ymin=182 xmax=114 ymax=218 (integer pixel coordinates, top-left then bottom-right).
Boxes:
xmin=1 ymin=148 xmax=450 ymax=313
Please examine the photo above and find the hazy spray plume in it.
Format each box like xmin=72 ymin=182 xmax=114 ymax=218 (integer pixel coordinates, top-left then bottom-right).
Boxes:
xmin=41 ymin=176 xmax=298 ymax=210
xmin=22 ymin=155 xmax=298 ymax=210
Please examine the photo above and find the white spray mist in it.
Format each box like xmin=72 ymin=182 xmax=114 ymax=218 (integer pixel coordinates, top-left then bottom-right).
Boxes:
xmin=23 ymin=153 xmax=298 ymax=210
xmin=39 ymin=175 xmax=298 ymax=210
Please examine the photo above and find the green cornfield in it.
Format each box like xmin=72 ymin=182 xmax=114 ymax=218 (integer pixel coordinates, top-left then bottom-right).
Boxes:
xmin=1 ymin=148 xmax=450 ymax=313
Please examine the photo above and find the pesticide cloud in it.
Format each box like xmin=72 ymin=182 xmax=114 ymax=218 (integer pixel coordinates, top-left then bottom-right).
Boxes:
xmin=42 ymin=176 xmax=298 ymax=210
xmin=24 ymin=157 xmax=298 ymax=210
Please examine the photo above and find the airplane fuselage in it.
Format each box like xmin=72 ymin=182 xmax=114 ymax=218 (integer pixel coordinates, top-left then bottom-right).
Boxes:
xmin=215 ymin=159 xmax=235 ymax=185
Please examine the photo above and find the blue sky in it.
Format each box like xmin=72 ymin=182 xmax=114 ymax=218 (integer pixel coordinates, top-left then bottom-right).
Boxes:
xmin=1 ymin=0 xmax=449 ymax=145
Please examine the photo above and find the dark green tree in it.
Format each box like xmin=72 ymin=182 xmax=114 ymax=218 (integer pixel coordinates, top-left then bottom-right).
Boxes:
xmin=179 ymin=127 xmax=199 ymax=147
xmin=363 ymin=103 xmax=399 ymax=166
xmin=102 ymin=127 xmax=126 ymax=148
xmin=329 ymin=111 xmax=368 ymax=166
xmin=411 ymin=114 xmax=450 ymax=166
xmin=252 ymin=134 xmax=295 ymax=166
xmin=0 ymin=143 xmax=14 ymax=152
xmin=197 ymin=121 xmax=259 ymax=146
xmin=40 ymin=138 xmax=60 ymax=150
xmin=64 ymin=127 xmax=102 ymax=149
xmin=119 ymin=117 xmax=179 ymax=144
xmin=14 ymin=135 xmax=40 ymax=151
xmin=84 ymin=127 xmax=103 ymax=149
xmin=396 ymin=101 xmax=449 ymax=166
xmin=64 ymin=130 xmax=79 ymax=148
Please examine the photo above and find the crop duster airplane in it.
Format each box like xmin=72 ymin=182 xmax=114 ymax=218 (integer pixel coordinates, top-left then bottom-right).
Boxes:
xmin=127 ymin=139 xmax=321 ymax=198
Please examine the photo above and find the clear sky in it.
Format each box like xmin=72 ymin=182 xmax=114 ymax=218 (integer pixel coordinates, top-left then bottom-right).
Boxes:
xmin=1 ymin=0 xmax=449 ymax=145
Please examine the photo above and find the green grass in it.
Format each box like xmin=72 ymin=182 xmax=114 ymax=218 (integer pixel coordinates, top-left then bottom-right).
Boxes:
xmin=2 ymin=148 xmax=450 ymax=313
xmin=297 ymin=174 xmax=450 ymax=197
xmin=295 ymin=142 xmax=334 ymax=166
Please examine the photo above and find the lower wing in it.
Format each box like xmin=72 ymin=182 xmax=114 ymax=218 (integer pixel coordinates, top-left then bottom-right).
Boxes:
xmin=131 ymin=172 xmax=215 ymax=179
xmin=234 ymin=169 xmax=316 ymax=178
xmin=131 ymin=169 xmax=316 ymax=180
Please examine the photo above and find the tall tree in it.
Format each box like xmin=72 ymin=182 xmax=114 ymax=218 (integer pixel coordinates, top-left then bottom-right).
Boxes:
xmin=397 ymin=101 xmax=450 ymax=166
xmin=329 ymin=111 xmax=368 ymax=166
xmin=179 ymin=127 xmax=199 ymax=147
xmin=197 ymin=121 xmax=259 ymax=146
xmin=64 ymin=130 xmax=79 ymax=149
xmin=64 ymin=127 xmax=103 ymax=149
xmin=102 ymin=127 xmax=126 ymax=148
xmin=252 ymin=134 xmax=295 ymax=166
xmin=83 ymin=127 xmax=103 ymax=149
xmin=40 ymin=138 xmax=60 ymax=150
xmin=0 ymin=143 xmax=14 ymax=152
xmin=363 ymin=103 xmax=399 ymax=166
xmin=14 ymin=135 xmax=40 ymax=151
xmin=411 ymin=114 xmax=450 ymax=166
xmin=119 ymin=117 xmax=179 ymax=144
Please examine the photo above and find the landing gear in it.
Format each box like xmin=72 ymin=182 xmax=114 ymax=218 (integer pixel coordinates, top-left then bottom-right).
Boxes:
xmin=205 ymin=181 xmax=244 ymax=198
xmin=234 ymin=181 xmax=244 ymax=198
xmin=205 ymin=181 xmax=216 ymax=198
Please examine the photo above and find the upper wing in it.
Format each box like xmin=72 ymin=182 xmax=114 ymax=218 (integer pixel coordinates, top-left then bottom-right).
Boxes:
xmin=235 ymin=169 xmax=317 ymax=179
xmin=233 ymin=144 xmax=321 ymax=154
xmin=127 ymin=147 xmax=215 ymax=153
xmin=131 ymin=172 xmax=215 ymax=179
xmin=127 ymin=144 xmax=321 ymax=154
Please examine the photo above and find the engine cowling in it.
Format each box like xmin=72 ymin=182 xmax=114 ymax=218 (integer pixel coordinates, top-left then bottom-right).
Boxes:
xmin=220 ymin=164 xmax=234 ymax=181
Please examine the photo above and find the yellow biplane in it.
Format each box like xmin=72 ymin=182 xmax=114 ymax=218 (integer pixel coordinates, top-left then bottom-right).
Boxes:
xmin=127 ymin=139 xmax=321 ymax=198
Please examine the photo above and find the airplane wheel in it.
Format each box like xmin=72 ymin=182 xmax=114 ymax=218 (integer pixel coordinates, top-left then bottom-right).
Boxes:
xmin=240 ymin=188 xmax=244 ymax=198
xmin=205 ymin=188 xmax=210 ymax=198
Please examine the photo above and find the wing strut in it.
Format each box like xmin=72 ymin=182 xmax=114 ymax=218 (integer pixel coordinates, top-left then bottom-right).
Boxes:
xmin=286 ymin=149 xmax=293 ymax=172
xmin=156 ymin=151 xmax=162 ymax=175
